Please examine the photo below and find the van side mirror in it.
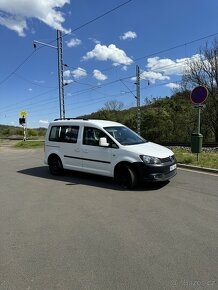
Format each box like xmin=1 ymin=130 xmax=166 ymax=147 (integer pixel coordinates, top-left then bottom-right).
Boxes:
xmin=99 ymin=137 xmax=109 ymax=147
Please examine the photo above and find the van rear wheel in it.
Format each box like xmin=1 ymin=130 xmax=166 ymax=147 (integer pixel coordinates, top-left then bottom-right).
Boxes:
xmin=115 ymin=164 xmax=137 ymax=189
xmin=49 ymin=156 xmax=63 ymax=176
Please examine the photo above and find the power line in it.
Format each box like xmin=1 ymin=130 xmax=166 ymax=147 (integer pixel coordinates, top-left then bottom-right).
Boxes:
xmin=63 ymin=32 xmax=218 ymax=86
xmin=13 ymin=73 xmax=57 ymax=89
xmin=4 ymin=77 xmax=181 ymax=118
xmin=119 ymin=79 xmax=136 ymax=98
xmin=0 ymin=88 xmax=57 ymax=112
xmin=0 ymin=0 xmax=133 ymax=87
xmin=0 ymin=50 xmax=37 ymax=86
xmin=1 ymin=2 xmax=218 ymax=120
xmin=134 ymin=32 xmax=218 ymax=62
xmin=0 ymin=56 xmax=195 ymax=116
xmin=1 ymin=12 xmax=216 ymax=93
xmin=63 ymin=60 xmax=186 ymax=99
xmin=2 ymin=79 xmax=181 ymax=120
xmin=62 ymin=0 xmax=133 ymax=38
xmin=65 ymin=75 xmax=135 ymax=97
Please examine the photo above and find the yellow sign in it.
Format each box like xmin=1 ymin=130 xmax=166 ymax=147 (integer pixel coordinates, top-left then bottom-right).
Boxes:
xmin=19 ymin=110 xmax=28 ymax=117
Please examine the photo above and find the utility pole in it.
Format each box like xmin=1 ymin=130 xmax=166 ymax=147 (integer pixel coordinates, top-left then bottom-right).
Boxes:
xmin=33 ymin=29 xmax=65 ymax=119
xmin=136 ymin=65 xmax=141 ymax=135
xmin=57 ymin=30 xmax=65 ymax=119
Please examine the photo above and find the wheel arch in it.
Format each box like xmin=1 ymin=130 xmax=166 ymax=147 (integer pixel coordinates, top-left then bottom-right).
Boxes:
xmin=114 ymin=161 xmax=138 ymax=178
xmin=48 ymin=153 xmax=62 ymax=166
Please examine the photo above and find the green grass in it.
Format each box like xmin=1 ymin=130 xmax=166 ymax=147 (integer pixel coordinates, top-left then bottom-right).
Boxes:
xmin=173 ymin=148 xmax=218 ymax=169
xmin=14 ymin=140 xmax=44 ymax=149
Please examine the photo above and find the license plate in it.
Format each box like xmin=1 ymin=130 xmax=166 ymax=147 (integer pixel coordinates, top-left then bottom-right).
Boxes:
xmin=170 ymin=164 xmax=176 ymax=171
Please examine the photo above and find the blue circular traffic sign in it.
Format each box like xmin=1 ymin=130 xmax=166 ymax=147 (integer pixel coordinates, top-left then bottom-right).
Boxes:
xmin=191 ymin=86 xmax=208 ymax=104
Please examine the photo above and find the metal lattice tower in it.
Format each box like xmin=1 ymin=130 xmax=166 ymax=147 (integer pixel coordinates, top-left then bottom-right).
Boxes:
xmin=57 ymin=30 xmax=65 ymax=119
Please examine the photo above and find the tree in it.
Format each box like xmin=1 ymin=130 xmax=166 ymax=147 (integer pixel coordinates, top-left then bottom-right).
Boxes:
xmin=102 ymin=100 xmax=124 ymax=111
xmin=182 ymin=39 xmax=218 ymax=141
xmin=28 ymin=129 xmax=38 ymax=137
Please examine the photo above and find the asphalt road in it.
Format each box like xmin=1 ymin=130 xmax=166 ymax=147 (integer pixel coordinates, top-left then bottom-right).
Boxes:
xmin=0 ymin=148 xmax=217 ymax=290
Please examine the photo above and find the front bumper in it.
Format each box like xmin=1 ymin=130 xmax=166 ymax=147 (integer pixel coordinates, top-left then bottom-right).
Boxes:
xmin=133 ymin=160 xmax=177 ymax=182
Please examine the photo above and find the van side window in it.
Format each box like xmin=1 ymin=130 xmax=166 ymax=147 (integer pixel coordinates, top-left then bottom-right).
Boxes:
xmin=49 ymin=126 xmax=61 ymax=141
xmin=83 ymin=127 xmax=118 ymax=148
xmin=60 ymin=126 xmax=79 ymax=143
xmin=49 ymin=126 xmax=79 ymax=143
xmin=83 ymin=127 xmax=99 ymax=146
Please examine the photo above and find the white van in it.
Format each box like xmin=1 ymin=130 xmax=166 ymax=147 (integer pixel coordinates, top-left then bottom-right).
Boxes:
xmin=44 ymin=118 xmax=177 ymax=188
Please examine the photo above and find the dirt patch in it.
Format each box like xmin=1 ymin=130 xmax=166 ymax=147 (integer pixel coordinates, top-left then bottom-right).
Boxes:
xmin=0 ymin=140 xmax=22 ymax=153
xmin=0 ymin=139 xmax=18 ymax=148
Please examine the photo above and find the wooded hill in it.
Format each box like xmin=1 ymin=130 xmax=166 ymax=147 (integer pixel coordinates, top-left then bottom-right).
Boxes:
xmin=0 ymin=91 xmax=215 ymax=143
xmin=81 ymin=91 xmax=215 ymax=144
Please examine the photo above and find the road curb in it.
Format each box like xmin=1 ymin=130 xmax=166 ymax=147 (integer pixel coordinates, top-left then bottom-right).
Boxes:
xmin=177 ymin=163 xmax=218 ymax=174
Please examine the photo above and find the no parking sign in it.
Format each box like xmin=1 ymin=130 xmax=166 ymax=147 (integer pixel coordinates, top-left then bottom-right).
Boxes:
xmin=190 ymin=86 xmax=208 ymax=160
xmin=190 ymin=86 xmax=208 ymax=104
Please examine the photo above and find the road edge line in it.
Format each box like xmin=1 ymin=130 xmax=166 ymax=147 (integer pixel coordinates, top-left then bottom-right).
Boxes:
xmin=177 ymin=163 xmax=218 ymax=174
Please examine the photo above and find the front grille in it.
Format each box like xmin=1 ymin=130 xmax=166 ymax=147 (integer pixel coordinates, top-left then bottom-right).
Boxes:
xmin=160 ymin=155 xmax=175 ymax=163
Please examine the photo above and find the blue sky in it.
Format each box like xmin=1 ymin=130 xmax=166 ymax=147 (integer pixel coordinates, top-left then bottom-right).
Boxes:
xmin=0 ymin=0 xmax=218 ymax=128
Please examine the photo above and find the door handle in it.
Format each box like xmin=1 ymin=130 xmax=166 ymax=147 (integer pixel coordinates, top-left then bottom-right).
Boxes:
xmin=75 ymin=148 xmax=80 ymax=152
xmin=83 ymin=149 xmax=88 ymax=153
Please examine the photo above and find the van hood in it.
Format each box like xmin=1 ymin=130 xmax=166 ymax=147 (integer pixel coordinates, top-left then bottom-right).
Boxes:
xmin=123 ymin=142 xmax=174 ymax=159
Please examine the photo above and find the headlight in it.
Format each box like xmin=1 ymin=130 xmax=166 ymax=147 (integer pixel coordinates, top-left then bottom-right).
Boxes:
xmin=140 ymin=155 xmax=161 ymax=164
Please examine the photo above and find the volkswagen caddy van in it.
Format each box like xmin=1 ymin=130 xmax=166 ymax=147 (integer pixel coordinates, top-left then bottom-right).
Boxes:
xmin=44 ymin=119 xmax=177 ymax=188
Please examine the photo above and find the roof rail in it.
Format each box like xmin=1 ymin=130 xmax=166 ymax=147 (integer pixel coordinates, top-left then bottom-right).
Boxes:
xmin=53 ymin=118 xmax=89 ymax=121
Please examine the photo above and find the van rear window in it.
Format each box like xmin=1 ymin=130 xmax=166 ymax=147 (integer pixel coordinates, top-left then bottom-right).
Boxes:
xmin=49 ymin=126 xmax=79 ymax=143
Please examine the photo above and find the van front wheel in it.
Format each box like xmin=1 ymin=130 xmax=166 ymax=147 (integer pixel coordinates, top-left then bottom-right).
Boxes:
xmin=49 ymin=156 xmax=63 ymax=176
xmin=115 ymin=164 xmax=137 ymax=189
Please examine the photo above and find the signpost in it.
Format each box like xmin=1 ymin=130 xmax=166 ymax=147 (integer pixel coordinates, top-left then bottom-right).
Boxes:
xmin=190 ymin=85 xmax=208 ymax=105
xmin=19 ymin=111 xmax=28 ymax=141
xmin=191 ymin=86 xmax=208 ymax=133
xmin=19 ymin=110 xmax=28 ymax=117
xmin=190 ymin=86 xmax=208 ymax=160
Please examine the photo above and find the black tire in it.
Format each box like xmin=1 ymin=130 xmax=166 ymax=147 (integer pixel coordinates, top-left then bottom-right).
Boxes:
xmin=49 ymin=156 xmax=63 ymax=176
xmin=115 ymin=164 xmax=138 ymax=189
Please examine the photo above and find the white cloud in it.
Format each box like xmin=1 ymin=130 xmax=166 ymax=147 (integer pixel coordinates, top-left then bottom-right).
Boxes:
xmin=146 ymin=54 xmax=201 ymax=75
xmin=63 ymin=70 xmax=71 ymax=77
xmin=0 ymin=15 xmax=27 ymax=37
xmin=132 ymin=54 xmax=203 ymax=86
xmin=28 ymin=88 xmax=32 ymax=91
xmin=83 ymin=44 xmax=133 ymax=66
xmin=112 ymin=63 xmax=121 ymax=67
xmin=34 ymin=80 xmax=45 ymax=84
xmin=122 ymin=65 xmax=128 ymax=71
xmin=89 ymin=38 xmax=101 ymax=44
xmin=140 ymin=71 xmax=170 ymax=84
xmin=64 ymin=79 xmax=74 ymax=85
xmin=93 ymin=69 xmax=108 ymax=81
xmin=66 ymin=38 xmax=81 ymax=48
xmin=0 ymin=0 xmax=71 ymax=36
xmin=120 ymin=31 xmax=137 ymax=40
xmin=165 ymin=83 xmax=181 ymax=89
xmin=39 ymin=120 xmax=49 ymax=126
xmin=71 ymin=67 xmax=87 ymax=79
xmin=64 ymin=68 xmax=87 ymax=80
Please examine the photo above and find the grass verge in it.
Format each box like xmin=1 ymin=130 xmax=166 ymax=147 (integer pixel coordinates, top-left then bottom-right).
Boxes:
xmin=14 ymin=140 xmax=44 ymax=149
xmin=173 ymin=148 xmax=218 ymax=170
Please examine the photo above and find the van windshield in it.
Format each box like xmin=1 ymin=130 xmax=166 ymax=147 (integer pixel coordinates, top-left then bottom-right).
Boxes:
xmin=104 ymin=126 xmax=147 ymax=145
